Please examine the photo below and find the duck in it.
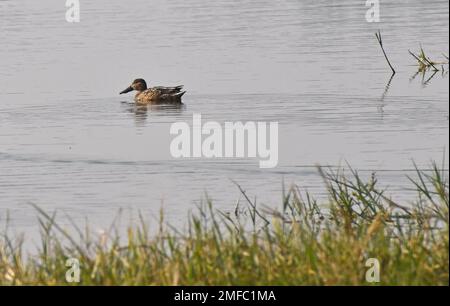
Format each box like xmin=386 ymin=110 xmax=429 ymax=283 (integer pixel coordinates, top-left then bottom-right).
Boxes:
xmin=120 ymin=79 xmax=186 ymax=104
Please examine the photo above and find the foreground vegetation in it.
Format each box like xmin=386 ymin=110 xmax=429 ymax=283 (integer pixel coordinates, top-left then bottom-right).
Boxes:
xmin=0 ymin=164 xmax=448 ymax=285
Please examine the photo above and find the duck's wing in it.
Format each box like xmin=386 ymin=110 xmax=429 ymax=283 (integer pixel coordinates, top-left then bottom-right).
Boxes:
xmin=136 ymin=87 xmax=186 ymax=103
xmin=151 ymin=85 xmax=184 ymax=94
xmin=159 ymin=90 xmax=186 ymax=99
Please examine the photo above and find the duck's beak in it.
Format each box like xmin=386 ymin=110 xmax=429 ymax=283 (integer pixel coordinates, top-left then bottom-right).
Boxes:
xmin=120 ymin=86 xmax=133 ymax=95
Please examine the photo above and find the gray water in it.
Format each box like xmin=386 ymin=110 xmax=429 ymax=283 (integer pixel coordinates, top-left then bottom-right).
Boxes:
xmin=0 ymin=0 xmax=449 ymax=236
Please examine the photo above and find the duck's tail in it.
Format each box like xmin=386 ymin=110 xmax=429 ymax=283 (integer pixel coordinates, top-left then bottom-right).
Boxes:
xmin=173 ymin=91 xmax=186 ymax=98
xmin=160 ymin=90 xmax=186 ymax=103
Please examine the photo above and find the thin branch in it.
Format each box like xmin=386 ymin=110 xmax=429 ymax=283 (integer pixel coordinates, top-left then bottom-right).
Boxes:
xmin=375 ymin=30 xmax=396 ymax=75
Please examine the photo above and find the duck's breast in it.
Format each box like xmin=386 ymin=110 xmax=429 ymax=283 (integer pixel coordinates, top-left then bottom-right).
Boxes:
xmin=135 ymin=89 xmax=160 ymax=103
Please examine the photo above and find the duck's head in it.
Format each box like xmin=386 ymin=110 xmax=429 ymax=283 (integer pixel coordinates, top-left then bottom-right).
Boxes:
xmin=120 ymin=79 xmax=148 ymax=94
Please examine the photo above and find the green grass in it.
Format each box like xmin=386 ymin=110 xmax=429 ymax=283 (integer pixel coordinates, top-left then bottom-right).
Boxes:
xmin=0 ymin=163 xmax=448 ymax=285
xmin=409 ymin=46 xmax=449 ymax=72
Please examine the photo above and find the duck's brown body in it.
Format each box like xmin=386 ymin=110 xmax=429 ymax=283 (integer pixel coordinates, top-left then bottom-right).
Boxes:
xmin=120 ymin=79 xmax=186 ymax=104
xmin=135 ymin=86 xmax=185 ymax=104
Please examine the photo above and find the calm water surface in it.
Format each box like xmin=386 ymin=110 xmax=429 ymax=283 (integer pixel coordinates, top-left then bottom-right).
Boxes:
xmin=0 ymin=0 xmax=448 ymax=235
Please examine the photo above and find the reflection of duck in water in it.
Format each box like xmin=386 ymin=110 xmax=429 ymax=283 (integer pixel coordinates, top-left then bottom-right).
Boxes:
xmin=121 ymin=100 xmax=185 ymax=127
xmin=120 ymin=79 xmax=186 ymax=105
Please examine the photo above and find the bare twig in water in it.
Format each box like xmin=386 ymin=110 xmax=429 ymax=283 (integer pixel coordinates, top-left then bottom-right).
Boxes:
xmin=375 ymin=30 xmax=396 ymax=75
